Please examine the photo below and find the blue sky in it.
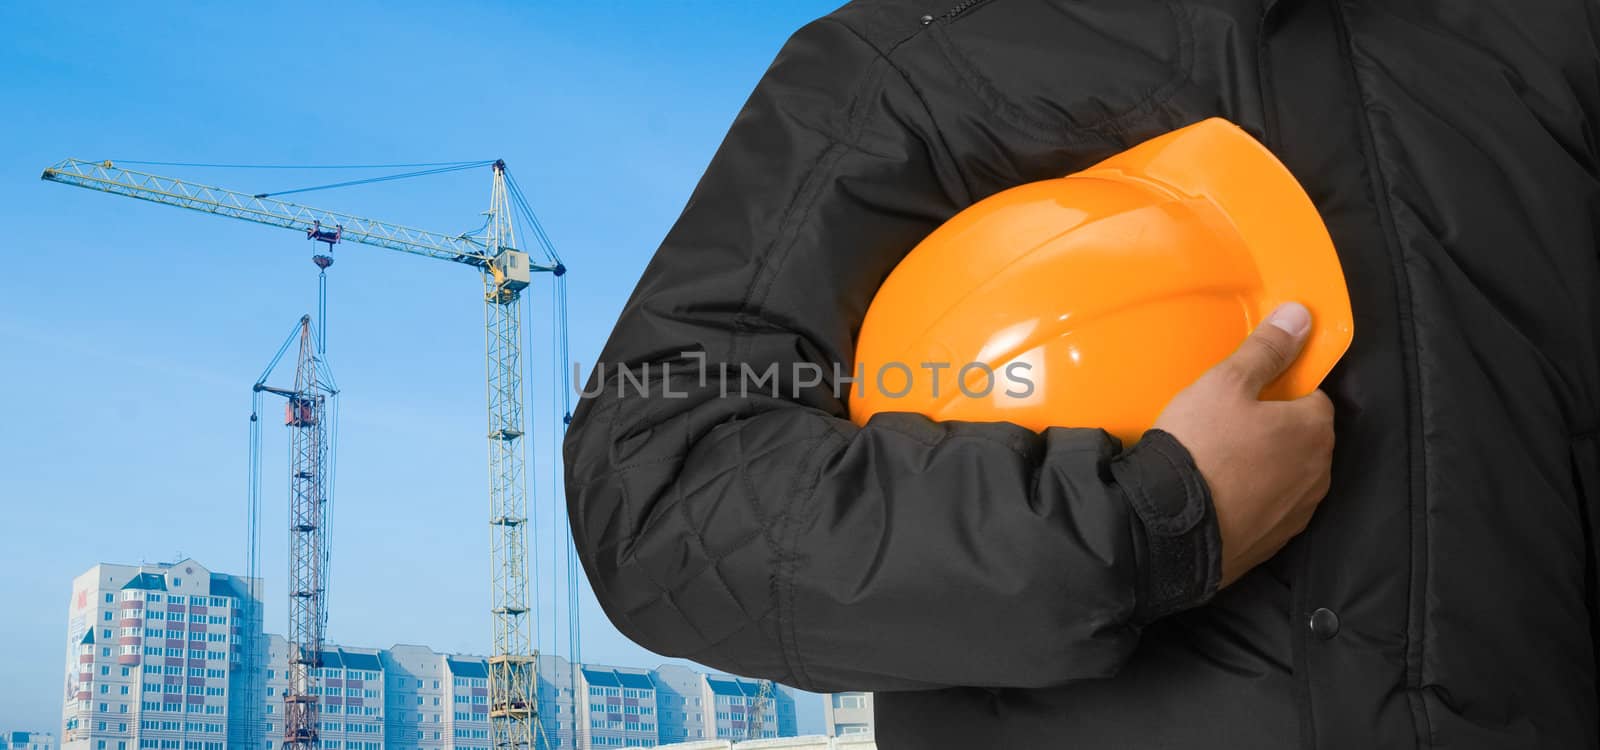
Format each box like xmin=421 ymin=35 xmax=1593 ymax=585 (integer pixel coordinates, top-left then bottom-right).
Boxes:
xmin=0 ymin=1 xmax=841 ymax=735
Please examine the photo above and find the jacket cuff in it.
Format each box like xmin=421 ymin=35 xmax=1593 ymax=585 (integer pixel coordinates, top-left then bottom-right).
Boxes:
xmin=1109 ymin=428 xmax=1223 ymax=624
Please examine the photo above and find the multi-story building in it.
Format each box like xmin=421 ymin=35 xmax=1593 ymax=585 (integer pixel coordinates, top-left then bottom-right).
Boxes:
xmin=3 ymin=731 xmax=58 ymax=750
xmin=262 ymin=637 xmax=385 ymax=750
xmin=649 ymin=665 xmax=709 ymax=745
xmin=281 ymin=644 xmax=799 ymax=750
xmin=574 ymin=665 xmax=658 ymax=748
xmin=649 ymin=666 xmax=795 ymax=745
xmin=656 ymin=738 xmax=877 ymax=750
xmin=61 ymin=560 xmax=262 ymax=750
xmin=822 ymin=693 xmax=874 ymax=738
xmin=534 ymin=654 xmax=581 ymax=749
xmin=63 ymin=560 xmax=800 ymax=750
xmin=380 ymin=643 xmax=477 ymax=750
xmin=274 ymin=643 xmax=796 ymax=750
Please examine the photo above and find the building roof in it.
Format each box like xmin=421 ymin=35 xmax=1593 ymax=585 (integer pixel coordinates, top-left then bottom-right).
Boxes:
xmin=313 ymin=648 xmax=383 ymax=671
xmin=341 ymin=650 xmax=382 ymax=671
xmin=581 ymin=668 xmax=621 ymax=687
xmin=121 ymin=572 xmax=167 ymax=591
xmin=80 ymin=628 xmax=95 ymax=645
xmin=707 ymin=677 xmax=745 ymax=697
xmin=707 ymin=677 xmax=760 ymax=698
xmin=615 ymin=671 xmax=654 ymax=690
xmin=208 ymin=572 xmax=255 ymax=600
xmin=447 ymin=657 xmax=488 ymax=679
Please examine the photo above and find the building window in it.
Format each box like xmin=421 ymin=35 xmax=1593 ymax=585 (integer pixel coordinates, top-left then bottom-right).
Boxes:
xmin=833 ymin=694 xmax=866 ymax=710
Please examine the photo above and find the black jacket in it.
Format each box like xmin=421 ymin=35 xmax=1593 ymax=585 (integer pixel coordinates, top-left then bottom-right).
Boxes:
xmin=564 ymin=1 xmax=1600 ymax=747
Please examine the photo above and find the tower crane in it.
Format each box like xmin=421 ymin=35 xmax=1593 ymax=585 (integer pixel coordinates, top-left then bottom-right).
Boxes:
xmin=251 ymin=314 xmax=339 ymax=750
xmin=744 ymin=679 xmax=774 ymax=741
xmin=42 ymin=157 xmax=568 ymax=750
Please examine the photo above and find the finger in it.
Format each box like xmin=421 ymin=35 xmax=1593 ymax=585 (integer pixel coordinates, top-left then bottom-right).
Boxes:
xmin=1297 ymin=387 xmax=1334 ymax=409
xmin=1306 ymin=472 xmax=1333 ymax=504
xmin=1217 ymin=302 xmax=1313 ymax=394
xmin=1287 ymin=388 xmax=1335 ymax=420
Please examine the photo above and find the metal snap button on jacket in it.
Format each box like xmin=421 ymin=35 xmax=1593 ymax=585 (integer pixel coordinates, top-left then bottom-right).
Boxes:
xmin=1309 ymin=608 xmax=1341 ymax=640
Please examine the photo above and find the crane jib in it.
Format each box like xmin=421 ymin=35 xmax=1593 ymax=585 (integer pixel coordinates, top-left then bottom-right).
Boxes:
xmin=39 ymin=159 xmax=559 ymax=274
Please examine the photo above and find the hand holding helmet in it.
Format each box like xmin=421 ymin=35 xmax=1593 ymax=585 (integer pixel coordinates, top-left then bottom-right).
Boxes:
xmin=1153 ymin=301 xmax=1335 ymax=588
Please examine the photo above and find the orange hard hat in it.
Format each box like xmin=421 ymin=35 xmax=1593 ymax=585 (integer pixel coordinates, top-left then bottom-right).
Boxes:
xmin=849 ymin=117 xmax=1353 ymax=445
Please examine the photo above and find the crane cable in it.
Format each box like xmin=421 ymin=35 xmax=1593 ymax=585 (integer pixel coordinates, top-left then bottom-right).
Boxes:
xmin=554 ymin=272 xmax=580 ymax=670
xmin=503 ymin=170 xmax=564 ymax=266
xmin=113 ymin=159 xmax=494 ymax=170
xmin=500 ymin=164 xmax=583 ymax=700
xmin=316 ymin=321 xmax=341 ymax=644
xmin=528 ymin=295 xmax=549 ymax=750
xmin=246 ymin=316 xmax=300 ymax=744
xmin=500 ymin=165 xmax=580 ymax=671
xmin=503 ymin=165 xmax=581 ymax=667
xmin=247 ymin=388 xmax=264 ymax=740
xmin=253 ymin=161 xmax=497 ymax=199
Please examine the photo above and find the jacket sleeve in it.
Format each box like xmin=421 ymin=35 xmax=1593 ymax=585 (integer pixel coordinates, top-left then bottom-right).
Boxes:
xmin=563 ymin=16 xmax=1221 ymax=693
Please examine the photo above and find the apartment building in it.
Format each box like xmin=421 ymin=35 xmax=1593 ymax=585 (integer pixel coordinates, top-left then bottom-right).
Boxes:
xmin=649 ymin=665 xmax=796 ymax=745
xmin=63 ymin=560 xmax=799 ymax=750
xmin=276 ymin=644 xmax=797 ymax=750
xmin=822 ymin=693 xmax=873 ymax=738
xmin=261 ymin=637 xmax=385 ymax=750
xmin=61 ymin=560 xmax=261 ymax=750
xmin=3 ymin=732 xmax=58 ymax=750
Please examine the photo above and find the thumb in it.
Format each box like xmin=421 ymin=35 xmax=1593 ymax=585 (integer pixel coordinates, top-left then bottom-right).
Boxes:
xmin=1217 ymin=302 xmax=1313 ymax=395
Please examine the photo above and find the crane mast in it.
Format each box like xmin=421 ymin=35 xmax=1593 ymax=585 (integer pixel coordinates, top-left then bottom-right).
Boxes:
xmin=44 ymin=158 xmax=559 ymax=750
xmin=284 ymin=319 xmax=330 ymax=750
xmin=745 ymin=679 xmax=773 ymax=741
xmin=250 ymin=312 xmax=339 ymax=750
xmin=276 ymin=317 xmax=335 ymax=750
xmin=484 ymin=163 xmax=539 ymax=750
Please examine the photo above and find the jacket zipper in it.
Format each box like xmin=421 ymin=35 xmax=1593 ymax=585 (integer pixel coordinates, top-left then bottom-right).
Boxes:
xmin=942 ymin=0 xmax=991 ymax=22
